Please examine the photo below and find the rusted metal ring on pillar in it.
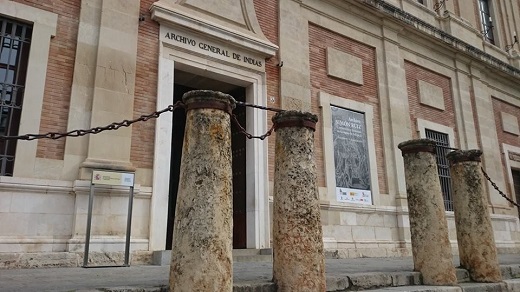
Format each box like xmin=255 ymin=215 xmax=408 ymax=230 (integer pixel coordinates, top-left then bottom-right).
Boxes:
xmin=447 ymin=152 xmax=482 ymax=165
xmin=449 ymin=156 xmax=481 ymax=164
xmin=185 ymin=101 xmax=233 ymax=115
xmin=274 ymin=119 xmax=316 ymax=131
xmin=400 ymin=146 xmax=436 ymax=155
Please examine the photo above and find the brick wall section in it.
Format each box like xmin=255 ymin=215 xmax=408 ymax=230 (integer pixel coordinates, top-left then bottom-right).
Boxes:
xmin=14 ymin=0 xmax=79 ymax=160
xmin=492 ymin=97 xmax=520 ymax=198
xmin=308 ymin=24 xmax=388 ymax=194
xmin=253 ymin=0 xmax=279 ymax=182
xmin=130 ymin=0 xmax=159 ymax=169
xmin=492 ymin=98 xmax=520 ymax=147
xmin=405 ymin=61 xmax=458 ymax=147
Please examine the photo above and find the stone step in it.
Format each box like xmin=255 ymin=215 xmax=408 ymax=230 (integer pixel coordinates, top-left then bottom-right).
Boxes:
xmin=32 ymin=272 xmax=520 ymax=292
xmin=232 ymin=248 xmax=272 ymax=256
xmin=153 ymin=249 xmax=273 ymax=265
xmin=231 ymin=248 xmax=272 ymax=263
xmin=233 ymin=254 xmax=272 ymax=263
xmin=366 ymin=280 xmax=520 ymax=292
xmin=367 ymin=286 xmax=462 ymax=292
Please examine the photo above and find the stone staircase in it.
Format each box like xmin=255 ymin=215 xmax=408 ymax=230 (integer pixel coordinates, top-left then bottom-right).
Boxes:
xmin=234 ymin=264 xmax=520 ymax=291
xmin=233 ymin=248 xmax=273 ymax=263
xmin=152 ymin=249 xmax=273 ymax=265
xmin=322 ymin=265 xmax=520 ymax=292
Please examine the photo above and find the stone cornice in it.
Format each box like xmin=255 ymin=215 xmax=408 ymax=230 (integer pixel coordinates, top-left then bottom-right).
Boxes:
xmin=361 ymin=0 xmax=520 ymax=80
xmin=150 ymin=2 xmax=278 ymax=57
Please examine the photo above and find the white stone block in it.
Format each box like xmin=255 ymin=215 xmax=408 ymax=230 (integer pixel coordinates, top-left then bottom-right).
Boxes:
xmin=494 ymin=230 xmax=511 ymax=241
xmin=397 ymin=214 xmax=410 ymax=228
xmin=326 ymin=47 xmax=363 ymax=85
xmin=418 ymin=80 xmax=445 ymax=110
xmin=501 ymin=112 xmax=520 ymax=135
xmin=383 ymin=214 xmax=398 ymax=228
xmin=352 ymin=226 xmax=376 ymax=241
xmin=357 ymin=213 xmax=385 ymax=227
xmin=374 ymin=227 xmax=393 ymax=240
xmin=0 ymin=192 xmax=12 ymax=212
xmin=9 ymin=193 xmax=74 ymax=215
xmin=340 ymin=212 xmax=357 ymax=225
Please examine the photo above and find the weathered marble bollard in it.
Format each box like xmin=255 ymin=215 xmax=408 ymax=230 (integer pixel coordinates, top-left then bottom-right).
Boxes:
xmin=169 ymin=90 xmax=235 ymax=292
xmin=398 ymin=139 xmax=457 ymax=286
xmin=446 ymin=150 xmax=502 ymax=282
xmin=272 ymin=111 xmax=325 ymax=292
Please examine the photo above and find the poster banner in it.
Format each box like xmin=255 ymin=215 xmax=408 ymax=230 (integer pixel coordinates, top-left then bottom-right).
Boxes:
xmin=331 ymin=106 xmax=372 ymax=205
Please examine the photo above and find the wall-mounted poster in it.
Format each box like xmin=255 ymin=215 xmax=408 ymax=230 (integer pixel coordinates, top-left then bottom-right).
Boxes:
xmin=331 ymin=106 xmax=372 ymax=205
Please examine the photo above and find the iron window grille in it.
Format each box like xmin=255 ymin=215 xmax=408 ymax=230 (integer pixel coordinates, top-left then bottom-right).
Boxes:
xmin=478 ymin=0 xmax=495 ymax=44
xmin=0 ymin=17 xmax=32 ymax=176
xmin=425 ymin=129 xmax=454 ymax=211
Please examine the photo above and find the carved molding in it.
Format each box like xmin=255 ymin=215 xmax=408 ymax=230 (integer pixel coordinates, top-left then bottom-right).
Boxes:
xmin=150 ymin=0 xmax=277 ymax=57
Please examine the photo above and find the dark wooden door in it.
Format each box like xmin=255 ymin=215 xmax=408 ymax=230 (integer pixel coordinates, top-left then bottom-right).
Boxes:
xmin=230 ymin=88 xmax=247 ymax=249
xmin=512 ymin=169 xmax=520 ymax=219
xmin=166 ymin=84 xmax=192 ymax=250
xmin=166 ymin=84 xmax=248 ymax=249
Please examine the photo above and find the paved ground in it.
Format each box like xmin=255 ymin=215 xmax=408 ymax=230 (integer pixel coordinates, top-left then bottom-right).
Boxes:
xmin=1 ymin=255 xmax=520 ymax=292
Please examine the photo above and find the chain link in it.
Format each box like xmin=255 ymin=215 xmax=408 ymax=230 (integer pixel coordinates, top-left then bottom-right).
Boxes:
xmin=231 ymin=114 xmax=275 ymax=140
xmin=0 ymin=99 xmax=279 ymax=141
xmin=231 ymin=99 xmax=282 ymax=139
xmin=234 ymin=100 xmax=285 ymax=113
xmin=0 ymin=101 xmax=185 ymax=141
xmin=481 ymin=167 xmax=520 ymax=208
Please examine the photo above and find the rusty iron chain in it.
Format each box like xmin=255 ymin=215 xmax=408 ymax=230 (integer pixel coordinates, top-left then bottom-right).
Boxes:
xmin=0 ymin=101 xmax=185 ymax=141
xmin=481 ymin=167 xmax=520 ymax=208
xmin=231 ymin=99 xmax=283 ymax=140
xmin=231 ymin=114 xmax=275 ymax=140
xmin=234 ymin=100 xmax=284 ymax=113
xmin=428 ymin=143 xmax=519 ymax=208
xmin=0 ymin=99 xmax=281 ymax=141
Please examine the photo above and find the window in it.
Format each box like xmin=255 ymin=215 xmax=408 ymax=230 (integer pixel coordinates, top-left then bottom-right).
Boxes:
xmin=0 ymin=17 xmax=32 ymax=176
xmin=478 ymin=0 xmax=495 ymax=44
xmin=425 ymin=129 xmax=454 ymax=211
xmin=417 ymin=0 xmax=426 ymax=5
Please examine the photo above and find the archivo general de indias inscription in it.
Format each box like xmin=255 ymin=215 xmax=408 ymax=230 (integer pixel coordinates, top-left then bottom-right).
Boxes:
xmin=331 ymin=106 xmax=372 ymax=205
xmin=162 ymin=29 xmax=264 ymax=70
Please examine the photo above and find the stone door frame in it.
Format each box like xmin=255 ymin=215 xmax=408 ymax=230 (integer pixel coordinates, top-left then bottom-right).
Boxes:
xmin=149 ymin=39 xmax=270 ymax=251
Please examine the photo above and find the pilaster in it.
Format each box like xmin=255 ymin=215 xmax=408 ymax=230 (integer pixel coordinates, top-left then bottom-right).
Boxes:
xmin=279 ymin=0 xmax=311 ymax=111
xmin=79 ymin=0 xmax=141 ymax=178
xmin=470 ymin=65 xmax=509 ymax=210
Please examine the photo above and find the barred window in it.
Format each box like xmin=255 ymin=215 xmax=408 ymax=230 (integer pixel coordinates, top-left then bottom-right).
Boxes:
xmin=0 ymin=17 xmax=32 ymax=176
xmin=478 ymin=0 xmax=495 ymax=44
xmin=425 ymin=129 xmax=454 ymax=211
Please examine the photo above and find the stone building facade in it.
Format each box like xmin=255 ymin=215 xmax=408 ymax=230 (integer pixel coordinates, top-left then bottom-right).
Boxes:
xmin=1 ymin=0 xmax=520 ymax=267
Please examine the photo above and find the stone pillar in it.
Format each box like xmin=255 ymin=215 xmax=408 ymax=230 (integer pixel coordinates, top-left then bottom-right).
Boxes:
xmin=169 ymin=90 xmax=235 ymax=292
xmin=272 ymin=111 xmax=325 ymax=292
xmin=79 ymin=0 xmax=140 ymax=178
xmin=446 ymin=150 xmax=502 ymax=282
xmin=398 ymin=139 xmax=457 ymax=286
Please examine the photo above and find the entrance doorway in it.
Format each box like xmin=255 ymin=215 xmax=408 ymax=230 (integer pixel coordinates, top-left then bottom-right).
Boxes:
xmin=165 ymin=71 xmax=247 ymax=249
xmin=512 ymin=169 xmax=520 ymax=219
